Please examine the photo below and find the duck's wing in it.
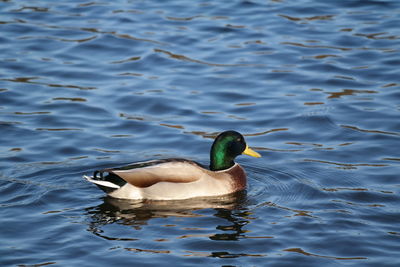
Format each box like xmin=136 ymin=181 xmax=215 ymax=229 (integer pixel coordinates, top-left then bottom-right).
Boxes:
xmin=98 ymin=159 xmax=205 ymax=188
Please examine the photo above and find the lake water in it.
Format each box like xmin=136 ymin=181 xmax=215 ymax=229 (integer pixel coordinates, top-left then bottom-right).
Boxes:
xmin=1 ymin=0 xmax=399 ymax=266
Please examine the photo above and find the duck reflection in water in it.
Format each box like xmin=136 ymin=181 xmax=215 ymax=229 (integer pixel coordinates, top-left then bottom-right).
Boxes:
xmin=86 ymin=191 xmax=252 ymax=242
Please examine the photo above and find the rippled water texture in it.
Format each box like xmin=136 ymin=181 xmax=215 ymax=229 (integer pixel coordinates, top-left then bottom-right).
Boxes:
xmin=1 ymin=0 xmax=400 ymax=266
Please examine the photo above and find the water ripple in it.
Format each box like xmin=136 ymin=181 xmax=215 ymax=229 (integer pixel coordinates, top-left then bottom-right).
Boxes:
xmin=154 ymin=48 xmax=265 ymax=67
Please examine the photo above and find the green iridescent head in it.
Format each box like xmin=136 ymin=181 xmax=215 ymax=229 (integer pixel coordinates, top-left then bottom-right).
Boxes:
xmin=209 ymin=130 xmax=261 ymax=171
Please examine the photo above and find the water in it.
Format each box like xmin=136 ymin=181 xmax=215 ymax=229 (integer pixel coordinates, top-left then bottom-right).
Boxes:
xmin=1 ymin=0 xmax=399 ymax=266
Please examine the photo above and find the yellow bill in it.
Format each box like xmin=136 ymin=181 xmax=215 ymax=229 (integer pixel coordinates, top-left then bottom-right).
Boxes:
xmin=242 ymin=145 xmax=262 ymax=158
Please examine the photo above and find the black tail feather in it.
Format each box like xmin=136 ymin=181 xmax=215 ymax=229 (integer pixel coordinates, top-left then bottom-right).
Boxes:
xmin=92 ymin=170 xmax=127 ymax=188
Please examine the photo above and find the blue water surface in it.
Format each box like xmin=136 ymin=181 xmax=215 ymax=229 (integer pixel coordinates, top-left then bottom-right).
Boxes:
xmin=1 ymin=0 xmax=400 ymax=266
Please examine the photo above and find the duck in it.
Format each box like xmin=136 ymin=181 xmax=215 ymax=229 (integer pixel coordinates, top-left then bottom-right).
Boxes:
xmin=83 ymin=130 xmax=261 ymax=200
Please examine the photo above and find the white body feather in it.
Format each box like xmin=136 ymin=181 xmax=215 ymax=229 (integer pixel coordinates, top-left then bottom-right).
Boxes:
xmin=84 ymin=161 xmax=245 ymax=200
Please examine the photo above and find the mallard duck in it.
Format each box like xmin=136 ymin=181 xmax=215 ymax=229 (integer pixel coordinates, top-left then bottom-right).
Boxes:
xmin=84 ymin=130 xmax=261 ymax=200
